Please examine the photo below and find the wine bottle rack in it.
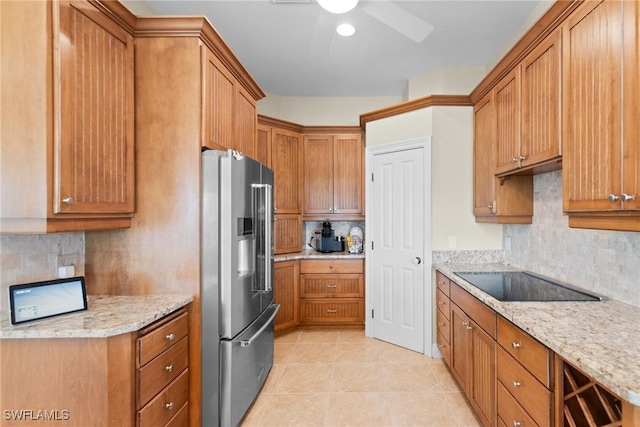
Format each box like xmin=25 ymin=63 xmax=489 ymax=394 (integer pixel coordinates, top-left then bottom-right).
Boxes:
xmin=562 ymin=360 xmax=622 ymax=427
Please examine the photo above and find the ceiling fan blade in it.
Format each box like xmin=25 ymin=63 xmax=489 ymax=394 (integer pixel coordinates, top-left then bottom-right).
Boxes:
xmin=361 ymin=1 xmax=435 ymax=43
xmin=310 ymin=10 xmax=338 ymax=55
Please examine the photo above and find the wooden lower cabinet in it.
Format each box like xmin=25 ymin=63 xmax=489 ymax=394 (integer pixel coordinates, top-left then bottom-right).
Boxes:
xmin=274 ymin=260 xmax=300 ymax=333
xmin=0 ymin=308 xmax=188 ymax=427
xmin=298 ymin=259 xmax=364 ymax=328
xmin=451 ymin=284 xmax=496 ymax=426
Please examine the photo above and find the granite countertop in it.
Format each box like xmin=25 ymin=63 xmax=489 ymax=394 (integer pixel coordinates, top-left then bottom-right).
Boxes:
xmin=434 ymin=263 xmax=640 ymax=406
xmin=0 ymin=294 xmax=193 ymax=339
xmin=274 ymin=248 xmax=365 ymax=262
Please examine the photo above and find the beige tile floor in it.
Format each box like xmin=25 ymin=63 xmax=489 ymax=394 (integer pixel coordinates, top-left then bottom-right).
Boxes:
xmin=241 ymin=330 xmax=482 ymax=427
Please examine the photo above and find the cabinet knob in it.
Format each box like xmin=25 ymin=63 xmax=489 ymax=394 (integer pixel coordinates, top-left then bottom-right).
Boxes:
xmin=166 ymin=402 xmax=174 ymax=410
xmin=461 ymin=321 xmax=468 ymax=326
xmin=512 ymin=157 xmax=518 ymax=162
xmin=437 ymin=301 xmax=445 ymax=305
xmin=518 ymin=155 xmax=526 ymax=161
xmin=622 ymin=193 xmax=634 ymax=202
xmin=62 ymin=197 xmax=74 ymax=205
xmin=466 ymin=325 xmax=472 ymax=330
xmin=511 ymin=342 xmax=521 ymax=349
xmin=513 ymin=422 xmax=522 ymax=427
xmin=165 ymin=365 xmax=173 ymax=372
xmin=166 ymin=333 xmax=175 ymax=340
xmin=328 ymin=208 xmax=333 ymax=212
xmin=438 ymin=323 xmax=445 ymax=327
xmin=487 ymin=204 xmax=494 ymax=210
xmin=513 ymin=381 xmax=521 ymax=387
xmin=608 ymin=194 xmax=620 ymax=202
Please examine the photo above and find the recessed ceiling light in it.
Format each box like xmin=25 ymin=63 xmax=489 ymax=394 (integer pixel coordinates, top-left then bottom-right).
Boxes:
xmin=336 ymin=23 xmax=356 ymax=37
xmin=317 ymin=0 xmax=358 ymax=14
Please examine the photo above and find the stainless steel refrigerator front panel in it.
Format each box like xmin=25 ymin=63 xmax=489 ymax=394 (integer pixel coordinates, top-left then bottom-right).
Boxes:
xmin=219 ymin=304 xmax=279 ymax=427
xmin=219 ymin=153 xmax=263 ymax=340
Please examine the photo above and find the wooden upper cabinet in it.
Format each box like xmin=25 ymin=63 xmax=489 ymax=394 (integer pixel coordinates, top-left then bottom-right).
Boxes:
xmin=474 ymin=92 xmax=533 ymax=223
xmin=303 ymin=135 xmax=334 ymax=215
xmin=56 ymin=0 xmax=135 ymax=215
xmin=302 ymin=133 xmax=363 ymax=218
xmin=494 ymin=68 xmax=521 ymax=175
xmin=256 ymin=124 xmax=272 ymax=168
xmin=202 ymin=47 xmax=235 ymax=151
xmin=473 ymin=92 xmax=497 ymax=217
xmin=495 ymin=28 xmax=562 ymax=177
xmin=0 ymin=0 xmax=136 ymax=232
xmin=272 ymin=128 xmax=302 ymax=214
xmin=520 ymin=29 xmax=562 ymax=170
xmin=202 ymin=48 xmax=258 ymax=158
xmin=562 ymin=0 xmax=639 ymax=231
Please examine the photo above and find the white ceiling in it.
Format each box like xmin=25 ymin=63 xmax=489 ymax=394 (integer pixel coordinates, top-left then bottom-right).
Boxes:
xmin=142 ymin=0 xmax=544 ymax=97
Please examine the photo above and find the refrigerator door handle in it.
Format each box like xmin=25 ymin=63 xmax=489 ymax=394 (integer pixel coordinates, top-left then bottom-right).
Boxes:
xmin=240 ymin=304 xmax=280 ymax=347
xmin=253 ymin=183 xmax=273 ymax=293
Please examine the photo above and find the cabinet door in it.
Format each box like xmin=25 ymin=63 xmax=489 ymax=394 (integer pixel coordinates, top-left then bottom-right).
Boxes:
xmin=274 ymin=214 xmax=301 ymax=254
xmin=272 ymin=129 xmax=302 ymax=214
xmin=56 ymin=0 xmax=134 ymax=214
xmin=470 ymin=320 xmax=496 ymax=427
xmin=473 ymin=92 xmax=497 ymax=216
xmin=234 ymin=85 xmax=257 ymax=159
xmin=450 ymin=304 xmax=470 ymax=394
xmin=333 ymin=134 xmax=363 ymax=214
xmin=202 ymin=47 xmax=234 ymax=150
xmin=274 ymin=261 xmax=299 ymax=332
xmin=520 ymin=29 xmax=562 ymax=169
xmin=562 ymin=0 xmax=624 ymax=212
xmin=256 ymin=125 xmax=272 ymax=168
xmin=494 ymin=68 xmax=521 ymax=175
xmin=303 ymin=134 xmax=334 ymax=214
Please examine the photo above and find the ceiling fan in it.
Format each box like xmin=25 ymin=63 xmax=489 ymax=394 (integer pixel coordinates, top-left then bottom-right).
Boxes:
xmin=272 ymin=0 xmax=435 ymax=54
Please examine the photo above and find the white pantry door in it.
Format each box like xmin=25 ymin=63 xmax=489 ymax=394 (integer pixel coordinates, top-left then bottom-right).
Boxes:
xmin=370 ymin=145 xmax=425 ymax=353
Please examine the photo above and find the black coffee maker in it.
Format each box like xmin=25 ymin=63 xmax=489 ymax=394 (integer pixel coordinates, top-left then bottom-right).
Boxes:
xmin=314 ymin=221 xmax=345 ymax=253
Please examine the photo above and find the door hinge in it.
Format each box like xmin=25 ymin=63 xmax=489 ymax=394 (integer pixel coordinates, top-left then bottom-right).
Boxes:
xmin=371 ymin=309 xmax=374 ymax=319
xmin=371 ymin=241 xmax=374 ymax=250
xmin=371 ymin=173 xmax=374 ymax=182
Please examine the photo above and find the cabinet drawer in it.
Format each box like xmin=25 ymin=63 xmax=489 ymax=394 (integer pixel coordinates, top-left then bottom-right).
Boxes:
xmin=138 ymin=337 xmax=189 ymax=408
xmin=138 ymin=369 xmax=189 ymax=427
xmin=138 ymin=311 xmax=189 ymax=367
xmin=497 ymin=382 xmax=538 ymax=427
xmin=300 ymin=259 xmax=363 ymax=274
xmin=497 ymin=316 xmax=552 ymax=387
xmin=436 ymin=307 xmax=450 ymax=343
xmin=299 ymin=299 xmax=364 ymax=323
xmin=436 ymin=331 xmax=451 ymax=367
xmin=166 ymin=402 xmax=189 ymax=427
xmin=435 ymin=271 xmax=450 ymax=297
xmin=451 ymin=282 xmax=496 ymax=338
xmin=300 ymin=274 xmax=363 ymax=298
xmin=498 ymin=347 xmax=551 ymax=427
xmin=436 ymin=289 xmax=450 ymax=320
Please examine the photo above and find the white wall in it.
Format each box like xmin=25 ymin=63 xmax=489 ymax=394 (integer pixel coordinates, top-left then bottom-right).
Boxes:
xmin=120 ymin=0 xmax=155 ymax=15
xmin=257 ymin=93 xmax=400 ymax=126
xmin=405 ymin=66 xmax=486 ymax=100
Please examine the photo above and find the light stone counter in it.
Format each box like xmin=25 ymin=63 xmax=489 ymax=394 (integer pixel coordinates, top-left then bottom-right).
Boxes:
xmin=274 ymin=249 xmax=365 ymax=262
xmin=434 ymin=263 xmax=640 ymax=406
xmin=0 ymin=294 xmax=193 ymax=339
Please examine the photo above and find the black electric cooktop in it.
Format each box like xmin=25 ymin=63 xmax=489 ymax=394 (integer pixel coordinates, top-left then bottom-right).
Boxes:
xmin=453 ymin=271 xmax=603 ymax=302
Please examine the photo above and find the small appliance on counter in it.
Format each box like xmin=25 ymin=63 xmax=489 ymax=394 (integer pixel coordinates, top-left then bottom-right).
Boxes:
xmin=347 ymin=226 xmax=364 ymax=254
xmin=312 ymin=221 xmax=345 ymax=253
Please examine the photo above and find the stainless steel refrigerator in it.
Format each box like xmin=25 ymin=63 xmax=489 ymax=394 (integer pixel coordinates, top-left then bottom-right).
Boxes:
xmin=201 ymin=149 xmax=280 ymax=427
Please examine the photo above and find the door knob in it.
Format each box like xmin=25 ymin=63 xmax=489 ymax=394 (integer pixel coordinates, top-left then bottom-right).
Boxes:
xmin=413 ymin=257 xmax=422 ymax=265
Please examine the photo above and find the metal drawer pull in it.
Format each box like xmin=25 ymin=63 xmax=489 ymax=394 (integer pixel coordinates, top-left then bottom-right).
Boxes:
xmin=166 ymin=333 xmax=175 ymax=340
xmin=511 ymin=342 xmax=521 ymax=349
xmin=165 ymin=365 xmax=173 ymax=372
xmin=62 ymin=197 xmax=74 ymax=205
xmin=513 ymin=381 xmax=521 ymax=387
xmin=327 ymin=309 xmax=338 ymax=313
xmin=326 ymin=284 xmax=337 ymax=288
xmin=513 ymin=421 xmax=522 ymax=427
xmin=166 ymin=402 xmax=173 ymax=410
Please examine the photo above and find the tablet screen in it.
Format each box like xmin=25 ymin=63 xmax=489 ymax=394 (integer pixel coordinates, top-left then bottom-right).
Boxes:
xmin=9 ymin=277 xmax=88 ymax=325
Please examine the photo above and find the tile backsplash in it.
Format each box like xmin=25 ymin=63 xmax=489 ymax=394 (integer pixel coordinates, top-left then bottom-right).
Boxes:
xmin=504 ymin=170 xmax=640 ymax=307
xmin=0 ymin=232 xmax=85 ymax=318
